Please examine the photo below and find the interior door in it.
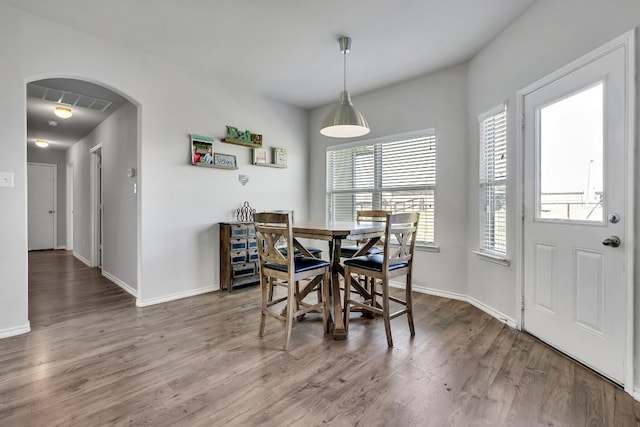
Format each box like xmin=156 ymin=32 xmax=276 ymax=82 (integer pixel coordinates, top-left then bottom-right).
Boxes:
xmin=523 ymin=41 xmax=630 ymax=384
xmin=28 ymin=163 xmax=57 ymax=250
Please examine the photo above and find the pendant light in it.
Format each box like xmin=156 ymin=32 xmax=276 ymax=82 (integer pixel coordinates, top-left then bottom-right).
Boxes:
xmin=320 ymin=36 xmax=370 ymax=138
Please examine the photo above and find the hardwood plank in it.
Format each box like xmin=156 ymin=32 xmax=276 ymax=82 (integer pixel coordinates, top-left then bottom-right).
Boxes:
xmin=1 ymin=250 xmax=640 ymax=426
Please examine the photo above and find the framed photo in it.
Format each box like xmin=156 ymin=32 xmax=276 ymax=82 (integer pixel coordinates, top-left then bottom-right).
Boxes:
xmin=253 ymin=148 xmax=267 ymax=165
xmin=191 ymin=134 xmax=214 ymax=166
xmin=214 ymin=153 xmax=238 ymax=169
xmin=274 ymin=147 xmax=287 ymax=167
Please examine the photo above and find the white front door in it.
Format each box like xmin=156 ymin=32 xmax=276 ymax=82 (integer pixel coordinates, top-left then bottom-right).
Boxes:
xmin=28 ymin=162 xmax=57 ymax=251
xmin=522 ymin=35 xmax=633 ymax=385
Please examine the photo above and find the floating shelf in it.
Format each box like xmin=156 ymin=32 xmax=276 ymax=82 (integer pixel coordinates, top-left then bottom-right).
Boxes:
xmin=253 ymin=163 xmax=286 ymax=168
xmin=194 ymin=162 xmax=238 ymax=170
xmin=222 ymin=138 xmax=262 ymax=148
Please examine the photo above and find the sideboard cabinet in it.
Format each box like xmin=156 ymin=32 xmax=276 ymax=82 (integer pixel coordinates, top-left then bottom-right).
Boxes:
xmin=219 ymin=222 xmax=260 ymax=292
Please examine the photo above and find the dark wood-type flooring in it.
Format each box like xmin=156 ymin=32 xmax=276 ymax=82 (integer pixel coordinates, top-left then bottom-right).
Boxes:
xmin=1 ymin=250 xmax=640 ymax=426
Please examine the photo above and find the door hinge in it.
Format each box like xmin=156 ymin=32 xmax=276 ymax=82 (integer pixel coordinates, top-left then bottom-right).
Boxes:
xmin=521 ymin=113 xmax=525 ymax=130
xmin=521 ymin=300 xmax=525 ymax=311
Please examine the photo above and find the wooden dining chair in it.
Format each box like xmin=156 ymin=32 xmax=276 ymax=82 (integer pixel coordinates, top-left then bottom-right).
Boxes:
xmin=254 ymin=211 xmax=331 ymax=350
xmin=343 ymin=212 xmax=420 ymax=347
xmin=339 ymin=210 xmax=390 ymax=258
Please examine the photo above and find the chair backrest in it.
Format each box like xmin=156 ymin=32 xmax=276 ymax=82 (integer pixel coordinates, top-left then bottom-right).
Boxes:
xmin=254 ymin=211 xmax=294 ymax=271
xmin=357 ymin=210 xmax=390 ymax=223
xmin=383 ymin=212 xmax=420 ymax=269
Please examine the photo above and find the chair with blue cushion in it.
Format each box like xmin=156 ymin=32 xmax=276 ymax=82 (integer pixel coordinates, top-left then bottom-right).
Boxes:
xmin=254 ymin=211 xmax=330 ymax=350
xmin=343 ymin=212 xmax=419 ymax=347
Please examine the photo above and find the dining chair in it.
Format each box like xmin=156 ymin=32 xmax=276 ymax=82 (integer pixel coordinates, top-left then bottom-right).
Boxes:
xmin=339 ymin=210 xmax=390 ymax=258
xmin=343 ymin=212 xmax=420 ymax=347
xmin=254 ymin=211 xmax=331 ymax=350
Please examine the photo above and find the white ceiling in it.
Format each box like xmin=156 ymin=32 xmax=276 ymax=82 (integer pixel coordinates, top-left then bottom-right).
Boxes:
xmin=11 ymin=0 xmax=536 ymax=149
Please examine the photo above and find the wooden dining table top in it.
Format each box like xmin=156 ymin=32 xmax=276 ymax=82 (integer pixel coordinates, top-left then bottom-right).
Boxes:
xmin=292 ymin=220 xmax=385 ymax=241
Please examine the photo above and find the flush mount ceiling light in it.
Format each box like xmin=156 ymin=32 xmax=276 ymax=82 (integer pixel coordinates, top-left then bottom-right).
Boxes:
xmin=320 ymin=36 xmax=370 ymax=138
xmin=54 ymin=105 xmax=72 ymax=119
xmin=35 ymin=139 xmax=49 ymax=148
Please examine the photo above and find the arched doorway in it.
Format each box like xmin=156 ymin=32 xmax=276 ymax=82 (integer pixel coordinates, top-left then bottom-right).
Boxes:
xmin=26 ymin=77 xmax=140 ymax=325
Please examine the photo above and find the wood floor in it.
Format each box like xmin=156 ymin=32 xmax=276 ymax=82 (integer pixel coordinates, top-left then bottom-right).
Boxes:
xmin=1 ymin=250 xmax=640 ymax=426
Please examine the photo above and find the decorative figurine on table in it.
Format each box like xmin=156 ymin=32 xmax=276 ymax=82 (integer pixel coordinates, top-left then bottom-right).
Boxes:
xmin=236 ymin=201 xmax=256 ymax=222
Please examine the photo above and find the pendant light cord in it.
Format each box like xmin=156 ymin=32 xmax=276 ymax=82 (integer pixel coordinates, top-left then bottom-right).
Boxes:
xmin=343 ymin=51 xmax=347 ymax=93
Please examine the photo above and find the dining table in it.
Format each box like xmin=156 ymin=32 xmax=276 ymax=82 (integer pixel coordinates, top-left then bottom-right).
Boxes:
xmin=292 ymin=220 xmax=386 ymax=339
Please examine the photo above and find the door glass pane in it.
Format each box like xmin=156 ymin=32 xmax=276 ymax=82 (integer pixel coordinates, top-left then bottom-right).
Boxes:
xmin=538 ymin=82 xmax=603 ymax=221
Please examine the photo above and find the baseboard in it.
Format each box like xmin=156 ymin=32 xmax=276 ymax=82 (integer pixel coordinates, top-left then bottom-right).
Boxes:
xmin=102 ymin=270 xmax=137 ymax=298
xmin=0 ymin=322 xmax=31 ymax=339
xmin=56 ymin=245 xmax=66 ymax=250
xmin=136 ymin=285 xmax=217 ymax=307
xmin=73 ymin=252 xmax=92 ymax=267
xmin=391 ymin=281 xmax=518 ymax=329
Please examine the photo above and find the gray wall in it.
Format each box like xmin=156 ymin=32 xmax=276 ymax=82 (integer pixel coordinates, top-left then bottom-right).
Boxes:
xmin=27 ymin=147 xmax=66 ymax=249
xmin=66 ymin=101 xmax=138 ymax=291
xmin=0 ymin=3 xmax=310 ymax=337
xmin=309 ymin=63 xmax=469 ymax=297
xmin=466 ymin=0 xmax=640 ymax=390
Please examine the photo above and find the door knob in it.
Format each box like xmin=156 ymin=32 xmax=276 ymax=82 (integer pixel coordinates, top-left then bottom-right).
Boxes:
xmin=602 ymin=236 xmax=621 ymax=248
xmin=48 ymin=210 xmax=54 ymax=214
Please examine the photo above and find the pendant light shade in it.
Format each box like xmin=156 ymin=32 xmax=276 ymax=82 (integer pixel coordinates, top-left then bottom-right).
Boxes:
xmin=320 ymin=37 xmax=370 ymax=138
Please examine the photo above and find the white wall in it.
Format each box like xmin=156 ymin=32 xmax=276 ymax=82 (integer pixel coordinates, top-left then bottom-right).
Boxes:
xmin=26 ymin=147 xmax=66 ymax=249
xmin=309 ymin=63 xmax=469 ymax=296
xmin=66 ymin=101 xmax=138 ymax=291
xmin=0 ymin=4 xmax=309 ymax=335
xmin=466 ymin=0 xmax=640 ymax=386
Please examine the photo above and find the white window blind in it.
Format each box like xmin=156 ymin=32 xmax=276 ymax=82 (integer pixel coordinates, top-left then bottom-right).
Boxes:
xmin=479 ymin=105 xmax=507 ymax=255
xmin=327 ymin=130 xmax=436 ymax=245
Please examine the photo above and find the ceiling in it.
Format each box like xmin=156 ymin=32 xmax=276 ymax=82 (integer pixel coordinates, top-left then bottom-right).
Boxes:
xmin=11 ymin=0 xmax=537 ymax=150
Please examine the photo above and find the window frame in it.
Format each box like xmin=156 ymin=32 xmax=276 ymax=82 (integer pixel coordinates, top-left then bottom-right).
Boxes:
xmin=478 ymin=103 xmax=508 ymax=261
xmin=326 ymin=129 xmax=437 ymax=247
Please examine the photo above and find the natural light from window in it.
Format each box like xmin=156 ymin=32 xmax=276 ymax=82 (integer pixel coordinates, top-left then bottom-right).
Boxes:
xmin=538 ymin=82 xmax=604 ymax=222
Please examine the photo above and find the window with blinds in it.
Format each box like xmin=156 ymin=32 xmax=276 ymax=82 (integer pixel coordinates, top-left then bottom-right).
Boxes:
xmin=326 ymin=130 xmax=436 ymax=245
xmin=479 ymin=105 xmax=507 ymax=256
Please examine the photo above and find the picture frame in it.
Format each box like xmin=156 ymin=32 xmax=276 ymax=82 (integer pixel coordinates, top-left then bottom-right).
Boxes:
xmin=274 ymin=147 xmax=287 ymax=167
xmin=252 ymin=148 xmax=267 ymax=165
xmin=214 ymin=153 xmax=238 ymax=169
xmin=191 ymin=134 xmax=214 ymax=166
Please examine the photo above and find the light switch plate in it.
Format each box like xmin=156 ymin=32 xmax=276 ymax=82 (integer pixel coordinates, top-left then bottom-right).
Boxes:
xmin=0 ymin=172 xmax=14 ymax=188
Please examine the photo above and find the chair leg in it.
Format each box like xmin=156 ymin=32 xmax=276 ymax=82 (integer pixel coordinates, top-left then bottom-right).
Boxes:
xmin=382 ymin=279 xmax=393 ymax=347
xmin=406 ymin=271 xmax=415 ymax=336
xmin=259 ymin=273 xmax=268 ymax=338
xmin=322 ymin=270 xmax=330 ymax=334
xmin=344 ymin=266 xmax=352 ymax=334
xmin=283 ymin=280 xmax=296 ymax=351
xmin=268 ymin=277 xmax=275 ymax=302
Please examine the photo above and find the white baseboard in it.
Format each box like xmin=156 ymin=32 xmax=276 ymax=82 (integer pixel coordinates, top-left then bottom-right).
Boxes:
xmin=73 ymin=252 xmax=92 ymax=267
xmin=391 ymin=281 xmax=517 ymax=329
xmin=102 ymin=270 xmax=137 ymax=298
xmin=136 ymin=285 xmax=218 ymax=307
xmin=56 ymin=245 xmax=66 ymax=250
xmin=0 ymin=322 xmax=31 ymax=339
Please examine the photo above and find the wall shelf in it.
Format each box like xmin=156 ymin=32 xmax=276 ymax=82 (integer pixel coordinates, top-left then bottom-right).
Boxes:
xmin=194 ymin=163 xmax=238 ymax=170
xmin=222 ymin=138 xmax=262 ymax=148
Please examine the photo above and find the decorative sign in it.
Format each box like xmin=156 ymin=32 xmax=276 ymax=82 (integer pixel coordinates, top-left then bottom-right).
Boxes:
xmin=214 ymin=153 xmax=238 ymax=169
xmin=224 ymin=125 xmax=263 ymax=147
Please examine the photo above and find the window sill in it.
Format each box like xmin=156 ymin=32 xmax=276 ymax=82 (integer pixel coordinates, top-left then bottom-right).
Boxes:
xmin=416 ymin=244 xmax=440 ymax=253
xmin=473 ymin=250 xmax=510 ymax=266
